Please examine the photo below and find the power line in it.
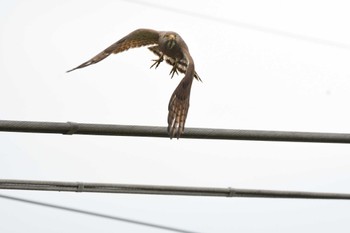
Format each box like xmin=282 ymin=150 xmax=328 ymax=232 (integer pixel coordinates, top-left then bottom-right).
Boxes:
xmin=1 ymin=119 xmax=350 ymax=143
xmin=1 ymin=179 xmax=350 ymax=200
xmin=122 ymin=0 xmax=350 ymax=50
xmin=0 ymin=193 xmax=198 ymax=233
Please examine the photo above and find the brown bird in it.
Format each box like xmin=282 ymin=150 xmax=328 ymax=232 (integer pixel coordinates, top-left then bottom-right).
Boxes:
xmin=67 ymin=28 xmax=201 ymax=139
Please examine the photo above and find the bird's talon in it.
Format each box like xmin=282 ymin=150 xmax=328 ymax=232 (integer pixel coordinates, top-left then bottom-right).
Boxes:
xmin=169 ymin=66 xmax=179 ymax=78
xmin=150 ymin=57 xmax=163 ymax=69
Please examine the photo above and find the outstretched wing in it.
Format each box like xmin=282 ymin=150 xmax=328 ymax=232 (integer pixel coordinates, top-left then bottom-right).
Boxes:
xmin=67 ymin=29 xmax=160 ymax=72
xmin=164 ymin=45 xmax=196 ymax=139
xmin=168 ymin=74 xmax=194 ymax=139
xmin=148 ymin=45 xmax=202 ymax=82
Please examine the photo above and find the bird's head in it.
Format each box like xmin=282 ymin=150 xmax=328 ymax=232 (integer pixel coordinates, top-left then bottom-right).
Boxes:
xmin=163 ymin=33 xmax=177 ymax=49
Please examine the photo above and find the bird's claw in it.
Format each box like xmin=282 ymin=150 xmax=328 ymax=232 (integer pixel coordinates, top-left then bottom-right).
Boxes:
xmin=169 ymin=66 xmax=179 ymax=78
xmin=150 ymin=57 xmax=163 ymax=69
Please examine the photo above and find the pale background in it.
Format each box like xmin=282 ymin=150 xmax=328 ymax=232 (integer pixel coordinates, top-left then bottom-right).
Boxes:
xmin=1 ymin=0 xmax=350 ymax=232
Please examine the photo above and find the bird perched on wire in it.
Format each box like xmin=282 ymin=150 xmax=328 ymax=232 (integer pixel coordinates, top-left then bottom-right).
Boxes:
xmin=67 ymin=28 xmax=201 ymax=139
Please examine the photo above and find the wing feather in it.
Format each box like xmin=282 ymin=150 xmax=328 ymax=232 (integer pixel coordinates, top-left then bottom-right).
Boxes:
xmin=67 ymin=29 xmax=160 ymax=72
xmin=167 ymin=71 xmax=194 ymax=139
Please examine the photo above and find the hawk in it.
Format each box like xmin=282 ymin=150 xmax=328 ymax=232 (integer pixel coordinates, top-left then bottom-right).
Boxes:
xmin=67 ymin=28 xmax=201 ymax=139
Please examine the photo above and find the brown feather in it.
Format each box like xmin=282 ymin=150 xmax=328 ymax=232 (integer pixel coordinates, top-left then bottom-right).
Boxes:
xmin=67 ymin=29 xmax=159 ymax=72
xmin=167 ymin=65 xmax=194 ymax=139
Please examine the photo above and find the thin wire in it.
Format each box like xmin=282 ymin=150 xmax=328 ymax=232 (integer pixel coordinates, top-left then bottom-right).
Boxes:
xmin=1 ymin=120 xmax=350 ymax=143
xmin=1 ymin=179 xmax=350 ymax=200
xmin=122 ymin=0 xmax=350 ymax=50
xmin=0 ymin=193 xmax=199 ymax=233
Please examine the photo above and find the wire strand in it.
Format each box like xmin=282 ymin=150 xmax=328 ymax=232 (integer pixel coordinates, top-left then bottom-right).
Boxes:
xmin=0 ymin=193 xmax=199 ymax=233
xmin=122 ymin=0 xmax=350 ymax=50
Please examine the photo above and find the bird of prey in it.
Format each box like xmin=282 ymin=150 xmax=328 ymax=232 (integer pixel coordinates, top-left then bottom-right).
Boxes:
xmin=67 ymin=28 xmax=201 ymax=139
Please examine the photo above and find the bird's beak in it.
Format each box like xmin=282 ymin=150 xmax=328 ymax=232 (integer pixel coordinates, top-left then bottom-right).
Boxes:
xmin=166 ymin=34 xmax=176 ymax=49
xmin=168 ymin=34 xmax=176 ymax=40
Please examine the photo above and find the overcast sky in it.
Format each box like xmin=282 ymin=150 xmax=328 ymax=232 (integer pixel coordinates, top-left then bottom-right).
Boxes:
xmin=1 ymin=0 xmax=350 ymax=232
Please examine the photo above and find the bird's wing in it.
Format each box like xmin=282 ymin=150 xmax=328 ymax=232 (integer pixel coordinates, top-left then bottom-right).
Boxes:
xmin=167 ymin=49 xmax=195 ymax=139
xmin=148 ymin=46 xmax=202 ymax=82
xmin=167 ymin=74 xmax=194 ymax=139
xmin=67 ymin=29 xmax=160 ymax=72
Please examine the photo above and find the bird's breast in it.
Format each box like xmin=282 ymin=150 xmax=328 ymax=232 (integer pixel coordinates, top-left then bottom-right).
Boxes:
xmin=161 ymin=45 xmax=184 ymax=60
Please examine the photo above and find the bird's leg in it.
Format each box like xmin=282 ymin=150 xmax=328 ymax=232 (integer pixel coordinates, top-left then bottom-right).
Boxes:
xmin=169 ymin=59 xmax=179 ymax=78
xmin=150 ymin=55 xmax=164 ymax=69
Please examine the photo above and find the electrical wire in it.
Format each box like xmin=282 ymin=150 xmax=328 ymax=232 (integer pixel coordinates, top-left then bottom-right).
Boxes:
xmin=121 ymin=0 xmax=350 ymax=50
xmin=0 ymin=193 xmax=199 ymax=233
xmin=1 ymin=120 xmax=350 ymax=143
xmin=1 ymin=179 xmax=350 ymax=200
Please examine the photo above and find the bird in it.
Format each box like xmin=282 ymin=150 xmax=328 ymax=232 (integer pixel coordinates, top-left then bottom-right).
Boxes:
xmin=67 ymin=28 xmax=201 ymax=139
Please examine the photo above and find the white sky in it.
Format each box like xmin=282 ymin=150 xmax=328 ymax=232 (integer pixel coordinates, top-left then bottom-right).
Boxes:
xmin=1 ymin=0 xmax=350 ymax=232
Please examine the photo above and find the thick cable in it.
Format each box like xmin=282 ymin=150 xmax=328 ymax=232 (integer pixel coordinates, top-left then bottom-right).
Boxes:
xmin=1 ymin=179 xmax=350 ymax=200
xmin=1 ymin=120 xmax=350 ymax=143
